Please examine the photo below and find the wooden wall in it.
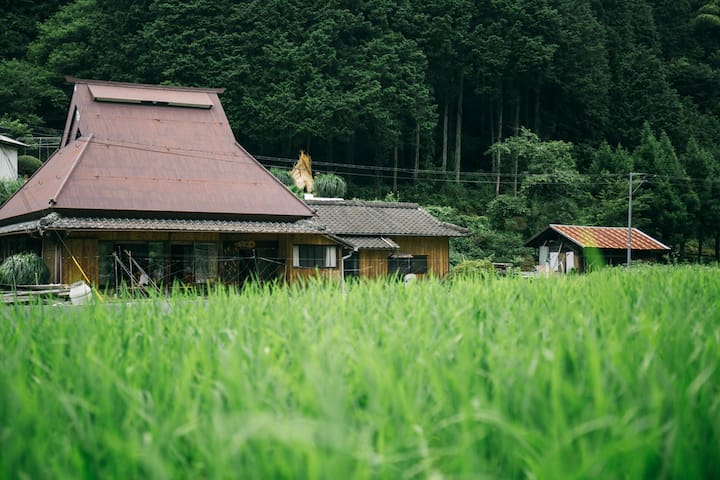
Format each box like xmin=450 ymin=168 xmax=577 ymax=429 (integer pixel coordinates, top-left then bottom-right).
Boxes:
xmin=48 ymin=230 xmax=342 ymax=285
xmin=358 ymin=236 xmax=450 ymax=279
xmin=61 ymin=238 xmax=98 ymax=285
xmin=281 ymin=233 xmax=342 ymax=282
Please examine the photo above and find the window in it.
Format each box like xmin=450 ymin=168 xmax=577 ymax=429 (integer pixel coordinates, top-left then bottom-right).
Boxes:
xmin=293 ymin=245 xmax=337 ymax=268
xmin=388 ymin=255 xmax=428 ymax=276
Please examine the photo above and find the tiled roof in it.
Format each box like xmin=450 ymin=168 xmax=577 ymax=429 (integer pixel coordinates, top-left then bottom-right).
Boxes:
xmin=340 ymin=235 xmax=400 ymax=250
xmin=305 ymin=199 xmax=468 ymax=237
xmin=528 ymin=224 xmax=670 ymax=250
xmin=0 ymin=213 xmax=324 ymax=236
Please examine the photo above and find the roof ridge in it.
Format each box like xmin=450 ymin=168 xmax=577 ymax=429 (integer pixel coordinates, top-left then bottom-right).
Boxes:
xmin=66 ymin=76 xmax=225 ymax=94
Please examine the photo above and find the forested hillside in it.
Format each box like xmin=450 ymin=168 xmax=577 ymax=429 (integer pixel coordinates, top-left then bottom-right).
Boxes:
xmin=2 ymin=0 xmax=720 ymax=262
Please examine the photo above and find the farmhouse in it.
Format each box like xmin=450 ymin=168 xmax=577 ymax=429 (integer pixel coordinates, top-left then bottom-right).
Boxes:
xmin=525 ymin=224 xmax=671 ymax=273
xmin=0 ymin=134 xmax=28 ymax=180
xmin=306 ymin=199 xmax=468 ymax=279
xmin=0 ymin=78 xmax=463 ymax=288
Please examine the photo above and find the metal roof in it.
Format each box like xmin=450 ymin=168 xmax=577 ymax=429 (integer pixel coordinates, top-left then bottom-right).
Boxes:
xmin=0 ymin=78 xmax=312 ymax=224
xmin=526 ymin=224 xmax=671 ymax=251
xmin=0 ymin=134 xmax=28 ymax=148
xmin=305 ymin=199 xmax=468 ymax=237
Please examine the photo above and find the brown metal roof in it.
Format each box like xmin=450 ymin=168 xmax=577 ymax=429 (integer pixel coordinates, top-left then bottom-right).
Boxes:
xmin=0 ymin=78 xmax=312 ymax=224
xmin=527 ymin=224 xmax=670 ymax=251
xmin=305 ymin=199 xmax=468 ymax=237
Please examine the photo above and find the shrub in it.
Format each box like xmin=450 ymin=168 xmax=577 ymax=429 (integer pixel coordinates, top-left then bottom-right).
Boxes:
xmin=18 ymin=155 xmax=42 ymax=176
xmin=314 ymin=173 xmax=347 ymax=198
xmin=0 ymin=252 xmax=50 ymax=285
xmin=447 ymin=259 xmax=496 ymax=280
xmin=0 ymin=178 xmax=24 ymax=204
xmin=269 ymin=167 xmax=295 ymax=187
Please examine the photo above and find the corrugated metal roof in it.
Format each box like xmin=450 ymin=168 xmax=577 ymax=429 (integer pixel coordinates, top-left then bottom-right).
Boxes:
xmin=340 ymin=235 xmax=400 ymax=250
xmin=550 ymin=224 xmax=670 ymax=250
xmin=305 ymin=199 xmax=468 ymax=237
xmin=0 ymin=213 xmax=324 ymax=236
xmin=0 ymin=79 xmax=313 ymax=223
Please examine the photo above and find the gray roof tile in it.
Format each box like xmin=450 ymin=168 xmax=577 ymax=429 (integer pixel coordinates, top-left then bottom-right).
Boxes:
xmin=305 ymin=199 xmax=468 ymax=237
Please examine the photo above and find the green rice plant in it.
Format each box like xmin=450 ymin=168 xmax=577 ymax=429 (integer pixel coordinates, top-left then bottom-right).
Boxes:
xmin=0 ymin=252 xmax=50 ymax=285
xmin=0 ymin=266 xmax=718 ymax=478
xmin=314 ymin=173 xmax=347 ymax=198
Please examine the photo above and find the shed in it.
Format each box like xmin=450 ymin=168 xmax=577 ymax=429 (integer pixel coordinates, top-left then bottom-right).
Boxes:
xmin=525 ymin=224 xmax=671 ymax=273
xmin=0 ymin=134 xmax=28 ymax=180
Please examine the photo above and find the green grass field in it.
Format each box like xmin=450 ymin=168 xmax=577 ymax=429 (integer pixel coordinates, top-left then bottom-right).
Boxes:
xmin=1 ymin=266 xmax=719 ymax=479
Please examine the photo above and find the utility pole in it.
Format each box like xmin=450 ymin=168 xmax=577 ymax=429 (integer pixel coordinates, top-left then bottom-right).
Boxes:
xmin=627 ymin=172 xmax=651 ymax=268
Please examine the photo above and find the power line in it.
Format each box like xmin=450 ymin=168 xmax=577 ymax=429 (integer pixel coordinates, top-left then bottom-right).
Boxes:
xmin=37 ymin=136 xmax=715 ymax=187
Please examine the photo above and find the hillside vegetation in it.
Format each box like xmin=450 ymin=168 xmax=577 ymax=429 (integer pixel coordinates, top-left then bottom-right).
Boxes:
xmin=3 ymin=1 xmax=720 ymax=260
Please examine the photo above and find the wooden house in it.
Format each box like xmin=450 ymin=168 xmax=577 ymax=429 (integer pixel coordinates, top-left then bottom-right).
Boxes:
xmin=0 ymin=78 xmax=346 ymax=288
xmin=525 ymin=224 xmax=671 ymax=273
xmin=305 ymin=199 xmax=468 ymax=279
xmin=0 ymin=78 xmax=465 ymax=288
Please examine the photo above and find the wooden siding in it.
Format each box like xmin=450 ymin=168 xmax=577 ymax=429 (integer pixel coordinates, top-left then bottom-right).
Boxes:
xmin=359 ymin=250 xmax=388 ymax=278
xmin=356 ymin=236 xmax=451 ymax=279
xmin=62 ymin=238 xmax=99 ymax=284
xmin=282 ymin=234 xmax=342 ymax=282
xmin=52 ymin=231 xmax=342 ymax=286
xmin=42 ymin=237 xmax=61 ymax=283
xmin=393 ymin=236 xmax=450 ymax=277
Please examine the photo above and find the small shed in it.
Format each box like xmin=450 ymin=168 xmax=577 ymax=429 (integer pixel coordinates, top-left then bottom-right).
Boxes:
xmin=525 ymin=224 xmax=671 ymax=273
xmin=0 ymin=134 xmax=28 ymax=180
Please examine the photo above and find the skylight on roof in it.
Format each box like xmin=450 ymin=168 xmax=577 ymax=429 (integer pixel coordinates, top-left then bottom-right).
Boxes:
xmin=87 ymin=84 xmax=213 ymax=109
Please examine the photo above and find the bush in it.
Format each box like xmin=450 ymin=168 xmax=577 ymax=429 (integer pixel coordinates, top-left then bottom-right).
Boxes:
xmin=314 ymin=173 xmax=347 ymax=198
xmin=0 ymin=252 xmax=50 ymax=285
xmin=447 ymin=259 xmax=496 ymax=280
xmin=18 ymin=155 xmax=42 ymax=176
xmin=0 ymin=178 xmax=24 ymax=204
xmin=268 ymin=167 xmax=294 ymax=187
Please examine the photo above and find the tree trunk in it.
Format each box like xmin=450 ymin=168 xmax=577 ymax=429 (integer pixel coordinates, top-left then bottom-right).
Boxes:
xmin=698 ymin=234 xmax=703 ymax=263
xmin=327 ymin=137 xmax=333 ymax=163
xmin=414 ymin=121 xmax=420 ymax=181
xmin=534 ymin=86 xmax=541 ymax=134
xmin=454 ymin=73 xmax=464 ymax=183
xmin=513 ymin=92 xmax=520 ymax=195
xmin=393 ymin=138 xmax=399 ymax=192
xmin=442 ymin=100 xmax=448 ymax=173
xmin=348 ymin=131 xmax=355 ymax=166
xmin=495 ymin=85 xmax=504 ymax=196
xmin=679 ymin=241 xmax=686 ymax=262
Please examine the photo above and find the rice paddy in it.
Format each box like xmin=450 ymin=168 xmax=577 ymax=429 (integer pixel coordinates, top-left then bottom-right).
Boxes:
xmin=1 ymin=265 xmax=719 ymax=479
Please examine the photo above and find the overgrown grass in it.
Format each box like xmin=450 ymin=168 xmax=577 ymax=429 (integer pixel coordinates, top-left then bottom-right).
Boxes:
xmin=1 ymin=266 xmax=718 ymax=479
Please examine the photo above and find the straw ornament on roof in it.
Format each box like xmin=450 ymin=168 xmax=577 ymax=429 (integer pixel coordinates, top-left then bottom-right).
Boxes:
xmin=291 ymin=150 xmax=314 ymax=193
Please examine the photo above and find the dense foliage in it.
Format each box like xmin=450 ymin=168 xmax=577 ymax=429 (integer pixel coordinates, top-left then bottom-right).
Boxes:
xmin=3 ymin=1 xmax=720 ymax=260
xmin=0 ymin=252 xmax=50 ymax=285
xmin=1 ymin=267 xmax=718 ymax=478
